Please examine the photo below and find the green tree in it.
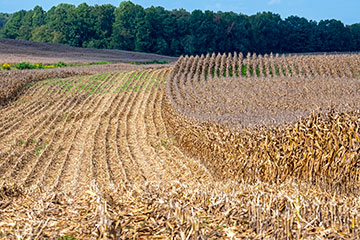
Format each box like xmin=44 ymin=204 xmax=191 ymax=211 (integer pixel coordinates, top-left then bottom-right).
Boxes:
xmin=135 ymin=16 xmax=151 ymax=52
xmin=46 ymin=4 xmax=76 ymax=44
xmin=249 ymin=12 xmax=284 ymax=54
xmin=70 ymin=3 xmax=95 ymax=47
xmin=32 ymin=6 xmax=46 ymax=27
xmin=0 ymin=13 xmax=11 ymax=29
xmin=30 ymin=25 xmax=54 ymax=42
xmin=350 ymin=24 xmax=360 ymax=51
xmin=18 ymin=10 xmax=34 ymax=40
xmin=111 ymin=1 xmax=145 ymax=50
xmin=86 ymin=4 xmax=115 ymax=48
xmin=318 ymin=19 xmax=352 ymax=52
xmin=1 ymin=10 xmax=27 ymax=39
xmin=168 ymin=9 xmax=190 ymax=55
xmin=210 ymin=11 xmax=251 ymax=54
xmin=137 ymin=6 xmax=170 ymax=54
xmin=230 ymin=14 xmax=251 ymax=53
xmin=28 ymin=6 xmax=47 ymax=42
xmin=0 ymin=2 xmax=359 ymax=55
xmin=283 ymin=16 xmax=319 ymax=52
xmin=188 ymin=10 xmax=208 ymax=54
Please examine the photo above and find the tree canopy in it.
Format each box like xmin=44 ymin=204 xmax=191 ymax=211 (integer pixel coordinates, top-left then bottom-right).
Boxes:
xmin=0 ymin=13 xmax=11 ymax=30
xmin=1 ymin=2 xmax=359 ymax=56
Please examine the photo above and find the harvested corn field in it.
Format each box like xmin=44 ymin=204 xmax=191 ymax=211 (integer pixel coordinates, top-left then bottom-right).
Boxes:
xmin=0 ymin=53 xmax=360 ymax=239
xmin=0 ymin=63 xmax=169 ymax=106
xmin=0 ymin=68 xmax=213 ymax=239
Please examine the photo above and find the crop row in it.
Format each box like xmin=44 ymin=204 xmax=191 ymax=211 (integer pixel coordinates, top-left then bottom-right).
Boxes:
xmin=0 ymin=63 xmax=164 ymax=106
xmin=163 ymin=52 xmax=360 ymax=192
xmin=171 ymin=52 xmax=360 ymax=80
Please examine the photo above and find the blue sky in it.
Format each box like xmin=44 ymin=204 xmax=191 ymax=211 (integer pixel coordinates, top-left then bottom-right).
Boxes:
xmin=1 ymin=0 xmax=359 ymax=25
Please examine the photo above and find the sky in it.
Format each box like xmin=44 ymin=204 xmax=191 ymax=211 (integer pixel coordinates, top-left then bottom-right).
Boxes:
xmin=0 ymin=0 xmax=359 ymax=25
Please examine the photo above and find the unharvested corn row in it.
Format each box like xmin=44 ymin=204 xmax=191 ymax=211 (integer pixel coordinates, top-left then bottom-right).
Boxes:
xmin=163 ymin=52 xmax=360 ymax=192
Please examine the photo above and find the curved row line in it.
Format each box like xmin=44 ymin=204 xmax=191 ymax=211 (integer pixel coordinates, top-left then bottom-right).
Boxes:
xmin=0 ymin=67 xmax=213 ymax=196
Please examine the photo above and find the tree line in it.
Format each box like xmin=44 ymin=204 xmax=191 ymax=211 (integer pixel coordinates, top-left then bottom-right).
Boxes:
xmin=1 ymin=1 xmax=360 ymax=56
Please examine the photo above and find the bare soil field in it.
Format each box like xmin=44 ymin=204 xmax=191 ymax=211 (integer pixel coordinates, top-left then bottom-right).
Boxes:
xmin=0 ymin=38 xmax=178 ymax=64
xmin=0 ymin=52 xmax=359 ymax=239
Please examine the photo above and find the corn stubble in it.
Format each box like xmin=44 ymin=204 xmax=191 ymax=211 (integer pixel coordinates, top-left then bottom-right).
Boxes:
xmin=0 ymin=63 xmax=164 ymax=107
xmin=163 ymin=52 xmax=360 ymax=238
xmin=1 ymin=52 xmax=360 ymax=239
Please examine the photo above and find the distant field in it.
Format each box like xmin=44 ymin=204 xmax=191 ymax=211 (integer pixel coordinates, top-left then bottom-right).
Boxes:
xmin=0 ymin=62 xmax=171 ymax=107
xmin=0 ymin=38 xmax=178 ymax=64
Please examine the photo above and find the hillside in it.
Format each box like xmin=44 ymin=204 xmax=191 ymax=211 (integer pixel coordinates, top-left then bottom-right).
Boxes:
xmin=0 ymin=38 xmax=178 ymax=64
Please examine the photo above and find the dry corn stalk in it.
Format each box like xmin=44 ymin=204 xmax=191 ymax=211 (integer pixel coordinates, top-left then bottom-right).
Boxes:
xmin=164 ymin=52 xmax=360 ymax=193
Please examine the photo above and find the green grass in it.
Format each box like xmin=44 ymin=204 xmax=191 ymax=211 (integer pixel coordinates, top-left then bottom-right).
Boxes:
xmin=28 ymin=70 xmax=156 ymax=97
xmin=114 ymin=72 xmax=132 ymax=93
xmin=228 ymin=65 xmax=234 ymax=77
xmin=36 ymin=78 xmax=75 ymax=92
xmin=23 ymin=82 xmax=36 ymax=90
xmin=263 ymin=65 xmax=267 ymax=76
xmin=85 ymin=74 xmax=102 ymax=91
xmin=146 ymin=76 xmax=156 ymax=91
xmin=161 ymin=140 xmax=167 ymax=146
xmin=204 ymin=63 xmax=291 ymax=78
xmin=89 ymin=78 xmax=105 ymax=95
xmin=134 ymin=84 xmax=141 ymax=92
xmin=35 ymin=143 xmax=47 ymax=156
xmin=88 ymin=60 xmax=112 ymax=65
xmin=74 ymin=75 xmax=98 ymax=92
xmin=287 ymin=66 xmax=293 ymax=76
xmin=61 ymin=78 xmax=77 ymax=93
xmin=255 ymin=65 xmax=261 ymax=76
xmin=241 ymin=65 xmax=247 ymax=76
xmin=120 ymin=71 xmax=139 ymax=92
xmin=99 ymin=72 xmax=123 ymax=94
xmin=64 ymin=76 xmax=88 ymax=94
xmin=129 ymin=60 xmax=169 ymax=65
xmin=14 ymin=61 xmax=67 ymax=70
xmin=0 ymin=60 xmax=115 ymax=71
xmin=202 ymin=64 xmax=247 ymax=78
xmin=152 ymin=143 xmax=160 ymax=152
xmin=58 ymin=236 xmax=76 ymax=240
xmin=87 ymin=73 xmax=111 ymax=95
xmin=248 ymin=65 xmax=253 ymax=76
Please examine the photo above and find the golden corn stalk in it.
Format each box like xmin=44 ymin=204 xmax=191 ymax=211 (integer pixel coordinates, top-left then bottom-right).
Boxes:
xmin=164 ymin=52 xmax=360 ymax=192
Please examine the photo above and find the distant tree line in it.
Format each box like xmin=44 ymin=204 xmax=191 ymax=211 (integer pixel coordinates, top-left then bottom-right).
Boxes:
xmin=1 ymin=1 xmax=360 ymax=56
xmin=0 ymin=13 xmax=11 ymax=29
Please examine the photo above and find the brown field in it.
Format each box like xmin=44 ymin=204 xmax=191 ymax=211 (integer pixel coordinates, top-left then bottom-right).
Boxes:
xmin=0 ymin=63 xmax=172 ymax=106
xmin=0 ymin=51 xmax=360 ymax=239
xmin=0 ymin=38 xmax=177 ymax=64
